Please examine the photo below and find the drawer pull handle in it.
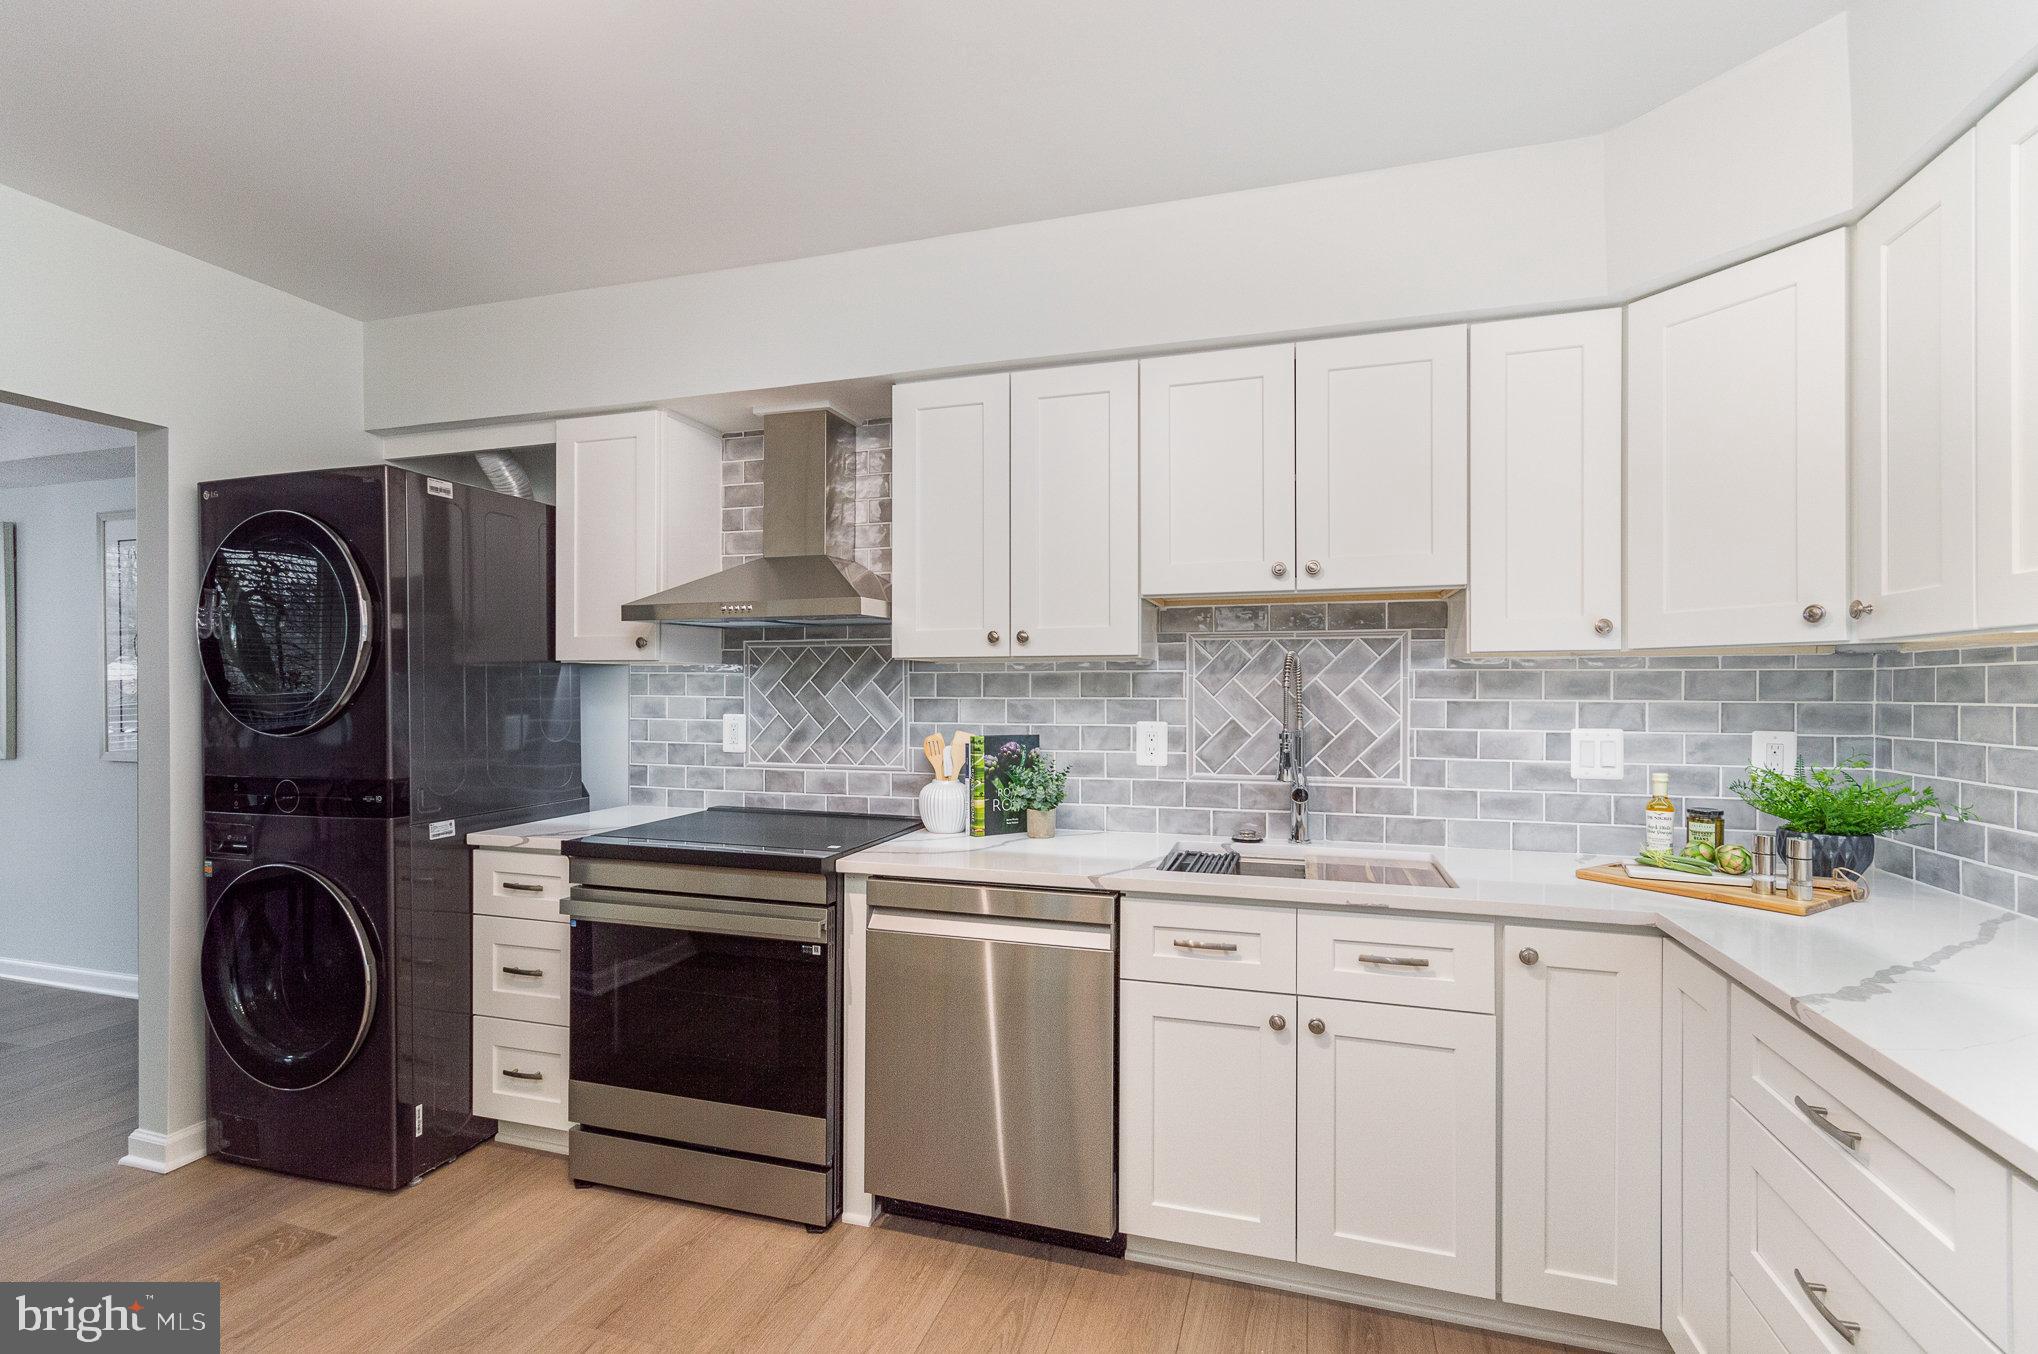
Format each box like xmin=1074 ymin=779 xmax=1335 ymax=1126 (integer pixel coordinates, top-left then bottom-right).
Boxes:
xmin=1794 ymin=1269 xmax=1861 ymax=1344
xmin=1172 ymin=939 xmax=1239 ymax=953
xmin=1794 ymin=1095 xmax=1864 ymax=1150
xmin=501 ymin=882 xmax=547 ymax=894
xmin=501 ymin=965 xmax=545 ymax=978
xmin=502 ymin=1068 xmax=543 ymax=1082
xmin=1354 ymin=953 xmax=1430 ymax=968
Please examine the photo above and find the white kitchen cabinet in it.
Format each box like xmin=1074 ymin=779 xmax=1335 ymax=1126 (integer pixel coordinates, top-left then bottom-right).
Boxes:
xmin=1625 ymin=230 xmax=1848 ymax=649
xmin=1500 ymin=925 xmax=1663 ymax=1327
xmin=1295 ymin=327 xmax=1467 ymax=591
xmin=1465 ymin=309 xmax=1625 ymax=653
xmin=2014 ymin=1175 xmax=2038 ymax=1354
xmin=554 ymin=410 xmax=721 ymax=663
xmin=1296 ymin=996 xmax=1496 ymax=1298
xmin=1119 ymin=980 xmax=1297 ymax=1261
xmin=1853 ymin=131 xmax=1978 ymax=640
xmin=892 ymin=373 xmax=1012 ymax=658
xmin=1139 ymin=345 xmax=1296 ymax=596
xmin=1978 ymin=70 xmax=2038 ymax=629
xmin=1008 ymin=362 xmax=1142 ymax=657
xmin=1663 ymin=944 xmax=1730 ymax=1354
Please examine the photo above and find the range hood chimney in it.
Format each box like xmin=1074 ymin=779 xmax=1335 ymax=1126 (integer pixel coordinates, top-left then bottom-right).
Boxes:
xmin=619 ymin=408 xmax=890 ymax=628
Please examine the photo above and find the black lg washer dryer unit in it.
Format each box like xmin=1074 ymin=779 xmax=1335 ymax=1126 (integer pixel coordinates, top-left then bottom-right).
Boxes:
xmin=196 ymin=465 xmax=586 ymax=1189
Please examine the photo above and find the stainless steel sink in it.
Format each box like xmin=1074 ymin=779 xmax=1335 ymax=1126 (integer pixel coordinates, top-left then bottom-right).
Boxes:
xmin=1237 ymin=853 xmax=1456 ymax=888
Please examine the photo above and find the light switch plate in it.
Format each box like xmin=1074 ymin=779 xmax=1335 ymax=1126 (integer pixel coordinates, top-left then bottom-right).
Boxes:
xmin=1751 ymin=730 xmax=1797 ymax=774
xmin=722 ymin=713 xmax=746 ymax=753
xmin=1570 ymin=728 xmax=1624 ymax=780
xmin=1135 ymin=721 xmax=1168 ymax=767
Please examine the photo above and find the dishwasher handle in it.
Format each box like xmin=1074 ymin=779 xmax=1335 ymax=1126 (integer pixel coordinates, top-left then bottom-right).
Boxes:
xmin=866 ymin=877 xmax=1114 ymax=926
xmin=868 ymin=906 xmax=1113 ymax=952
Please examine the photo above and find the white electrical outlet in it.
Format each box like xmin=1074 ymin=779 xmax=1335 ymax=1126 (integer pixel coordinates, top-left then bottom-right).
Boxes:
xmin=1135 ymin=721 xmax=1168 ymax=767
xmin=1751 ymin=730 xmax=1797 ymax=773
xmin=722 ymin=713 xmax=747 ymax=753
xmin=1569 ymin=728 xmax=1624 ymax=780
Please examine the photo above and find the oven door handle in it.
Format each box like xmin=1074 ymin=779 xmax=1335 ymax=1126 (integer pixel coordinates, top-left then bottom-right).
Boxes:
xmin=563 ymin=887 xmax=829 ymax=944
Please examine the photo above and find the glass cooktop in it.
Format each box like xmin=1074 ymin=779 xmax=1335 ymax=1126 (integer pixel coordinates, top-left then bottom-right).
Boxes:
xmin=567 ymin=807 xmax=919 ymax=872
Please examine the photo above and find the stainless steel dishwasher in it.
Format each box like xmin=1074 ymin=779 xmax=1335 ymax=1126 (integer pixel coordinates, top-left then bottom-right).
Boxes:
xmin=864 ymin=877 xmax=1119 ymax=1249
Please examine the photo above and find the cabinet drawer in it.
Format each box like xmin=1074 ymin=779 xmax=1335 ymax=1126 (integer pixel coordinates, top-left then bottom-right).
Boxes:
xmin=473 ymin=1015 xmax=570 ymax=1131
xmin=1120 ymin=897 xmax=1296 ymax=993
xmin=1731 ymin=988 xmax=2010 ymax=1342
xmin=471 ymin=915 xmax=570 ymax=1026
xmin=1729 ymin=1278 xmax=1793 ymax=1354
xmin=472 ymin=848 xmax=569 ymax=923
xmin=1731 ymin=1104 xmax=1995 ymax=1354
xmin=1297 ymin=911 xmax=1492 ymax=1012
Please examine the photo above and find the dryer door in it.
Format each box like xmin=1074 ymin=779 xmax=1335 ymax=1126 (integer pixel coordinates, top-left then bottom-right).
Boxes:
xmin=201 ymin=864 xmax=378 ymax=1091
xmin=196 ymin=509 xmax=374 ymax=736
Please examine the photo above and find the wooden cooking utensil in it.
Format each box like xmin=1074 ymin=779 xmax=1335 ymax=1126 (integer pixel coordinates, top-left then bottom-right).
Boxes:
xmin=922 ymin=732 xmax=948 ymax=780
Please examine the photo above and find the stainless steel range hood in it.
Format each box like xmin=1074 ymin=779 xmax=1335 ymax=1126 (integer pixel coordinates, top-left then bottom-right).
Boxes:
xmin=620 ymin=408 xmax=890 ymax=628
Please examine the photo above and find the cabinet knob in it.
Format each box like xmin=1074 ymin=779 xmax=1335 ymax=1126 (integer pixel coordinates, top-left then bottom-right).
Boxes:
xmin=1593 ymin=617 xmax=1614 ymax=637
xmin=1304 ymin=560 xmax=1321 ymax=577
xmin=634 ymin=635 xmax=650 ymax=649
xmin=1016 ymin=630 xmax=1030 ymax=645
xmin=1307 ymin=1018 xmax=1326 ymax=1035
xmin=1849 ymin=599 xmax=1874 ymax=620
xmin=1268 ymin=1014 xmax=1287 ymax=1031
xmin=1518 ymin=947 xmax=1540 ymax=966
xmin=1802 ymin=604 xmax=1827 ymax=625
xmin=987 ymin=630 xmax=1001 ymax=645
xmin=1271 ymin=561 xmax=1288 ymax=578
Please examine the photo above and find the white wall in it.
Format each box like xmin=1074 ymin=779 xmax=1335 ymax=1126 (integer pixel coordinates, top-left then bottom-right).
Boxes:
xmin=0 ymin=181 xmax=373 ymax=1168
xmin=0 ymin=477 xmax=139 ymax=992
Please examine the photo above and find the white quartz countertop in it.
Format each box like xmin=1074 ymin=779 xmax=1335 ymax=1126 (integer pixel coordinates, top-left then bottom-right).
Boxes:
xmin=465 ymin=804 xmax=678 ymax=851
xmin=844 ymin=830 xmax=2038 ymax=1181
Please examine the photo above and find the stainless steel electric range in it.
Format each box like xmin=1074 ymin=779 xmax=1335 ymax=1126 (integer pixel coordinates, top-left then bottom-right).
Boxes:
xmin=559 ymin=807 xmax=916 ymax=1228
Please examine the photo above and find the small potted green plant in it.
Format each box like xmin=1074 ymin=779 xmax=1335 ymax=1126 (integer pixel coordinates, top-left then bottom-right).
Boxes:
xmin=1730 ymin=758 xmax=1965 ymax=878
xmin=994 ymin=748 xmax=1071 ymax=839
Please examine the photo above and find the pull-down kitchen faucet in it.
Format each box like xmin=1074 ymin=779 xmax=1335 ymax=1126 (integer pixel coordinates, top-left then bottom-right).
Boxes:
xmin=1276 ymin=651 xmax=1310 ymax=843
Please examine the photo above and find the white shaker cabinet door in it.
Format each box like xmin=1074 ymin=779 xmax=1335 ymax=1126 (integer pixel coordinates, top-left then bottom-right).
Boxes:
xmin=1009 ymin=361 xmax=1142 ymax=657
xmin=1296 ymin=996 xmax=1497 ymax=1298
xmin=892 ymin=373 xmax=1011 ymax=658
xmin=1626 ymin=230 xmax=1848 ymax=649
xmin=1139 ymin=345 xmax=1295 ymax=597
xmin=1500 ymin=925 xmax=1663 ymax=1328
xmin=1978 ymin=71 xmax=2038 ymax=629
xmin=1119 ymin=980 xmax=1297 ymax=1261
xmin=555 ymin=410 xmax=666 ymax=663
xmin=1295 ymin=326 xmax=1467 ymax=591
xmin=1854 ymin=131 xmax=1977 ymax=640
xmin=1662 ymin=944 xmax=1730 ymax=1354
xmin=1465 ymin=309 xmax=1624 ymax=653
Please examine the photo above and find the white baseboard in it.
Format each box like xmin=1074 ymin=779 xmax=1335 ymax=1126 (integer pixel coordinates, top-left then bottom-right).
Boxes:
xmin=1125 ymin=1237 xmax=1669 ymax=1354
xmin=119 ymin=1123 xmax=208 ymax=1174
xmin=493 ymin=1122 xmax=569 ymax=1155
xmin=0 ymin=957 xmax=138 ymax=1000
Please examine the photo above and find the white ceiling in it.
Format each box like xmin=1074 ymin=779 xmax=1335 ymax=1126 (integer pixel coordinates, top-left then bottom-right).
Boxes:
xmin=0 ymin=0 xmax=1845 ymax=321
xmin=0 ymin=404 xmax=134 ymax=467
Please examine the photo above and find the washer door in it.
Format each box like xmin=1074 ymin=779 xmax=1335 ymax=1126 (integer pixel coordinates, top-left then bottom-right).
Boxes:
xmin=201 ymin=864 xmax=378 ymax=1091
xmin=196 ymin=510 xmax=373 ymax=736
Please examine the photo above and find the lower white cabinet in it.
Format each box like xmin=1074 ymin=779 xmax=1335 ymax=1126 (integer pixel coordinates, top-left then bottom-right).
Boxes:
xmin=471 ymin=845 xmax=573 ymax=1145
xmin=1500 ymin=925 xmax=1662 ymax=1327
xmin=1119 ymin=980 xmax=1297 ymax=1260
xmin=1296 ymin=996 xmax=1496 ymax=1297
xmin=1663 ymin=944 xmax=1730 ymax=1354
xmin=472 ymin=1014 xmax=570 ymax=1132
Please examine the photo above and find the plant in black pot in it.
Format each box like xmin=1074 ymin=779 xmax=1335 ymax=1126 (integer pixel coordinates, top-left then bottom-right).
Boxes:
xmin=1730 ymin=758 xmax=1965 ymax=878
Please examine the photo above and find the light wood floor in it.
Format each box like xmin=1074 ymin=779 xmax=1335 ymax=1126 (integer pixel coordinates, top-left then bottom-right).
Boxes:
xmin=0 ymin=979 xmax=1583 ymax=1354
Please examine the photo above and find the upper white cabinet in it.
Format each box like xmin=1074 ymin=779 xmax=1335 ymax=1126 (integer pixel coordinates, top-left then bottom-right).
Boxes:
xmin=892 ymin=373 xmax=1011 ymax=658
xmin=1978 ymin=71 xmax=2038 ymax=629
xmin=1853 ymin=132 xmax=1978 ymax=639
xmin=1500 ymin=925 xmax=1662 ymax=1328
xmin=1139 ymin=345 xmax=1296 ymax=596
xmin=555 ymin=410 xmax=721 ymax=663
xmin=1295 ymin=327 xmax=1468 ymax=591
xmin=1009 ymin=362 xmax=1143 ymax=657
xmin=1663 ymin=944 xmax=1730 ymax=1354
xmin=1625 ymin=230 xmax=1848 ymax=650
xmin=1465 ymin=309 xmax=1625 ymax=653
xmin=893 ymin=364 xmax=1142 ymax=660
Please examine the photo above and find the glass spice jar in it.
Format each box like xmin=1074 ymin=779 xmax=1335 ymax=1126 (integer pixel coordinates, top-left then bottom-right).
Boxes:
xmin=1685 ymin=807 xmax=1725 ymax=851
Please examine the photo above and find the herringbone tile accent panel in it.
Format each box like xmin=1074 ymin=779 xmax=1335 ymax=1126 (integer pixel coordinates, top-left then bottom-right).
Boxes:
xmin=744 ymin=641 xmax=905 ymax=769
xmin=1190 ymin=631 xmax=1407 ymax=784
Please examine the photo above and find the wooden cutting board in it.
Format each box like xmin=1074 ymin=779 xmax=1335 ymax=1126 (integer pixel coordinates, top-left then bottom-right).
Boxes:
xmin=1574 ymin=863 xmax=1859 ymax=917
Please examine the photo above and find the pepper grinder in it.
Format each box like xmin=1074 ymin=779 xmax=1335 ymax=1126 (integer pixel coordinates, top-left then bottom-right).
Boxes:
xmin=1785 ymin=835 xmax=1815 ymax=903
xmin=1751 ymin=838 xmax=1774 ymax=896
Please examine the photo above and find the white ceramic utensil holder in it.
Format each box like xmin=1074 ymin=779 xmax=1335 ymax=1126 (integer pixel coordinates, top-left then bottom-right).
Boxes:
xmin=918 ymin=779 xmax=969 ymax=834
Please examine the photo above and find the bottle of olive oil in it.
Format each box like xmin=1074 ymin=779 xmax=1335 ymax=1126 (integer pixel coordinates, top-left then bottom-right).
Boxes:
xmin=1644 ymin=772 xmax=1676 ymax=852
